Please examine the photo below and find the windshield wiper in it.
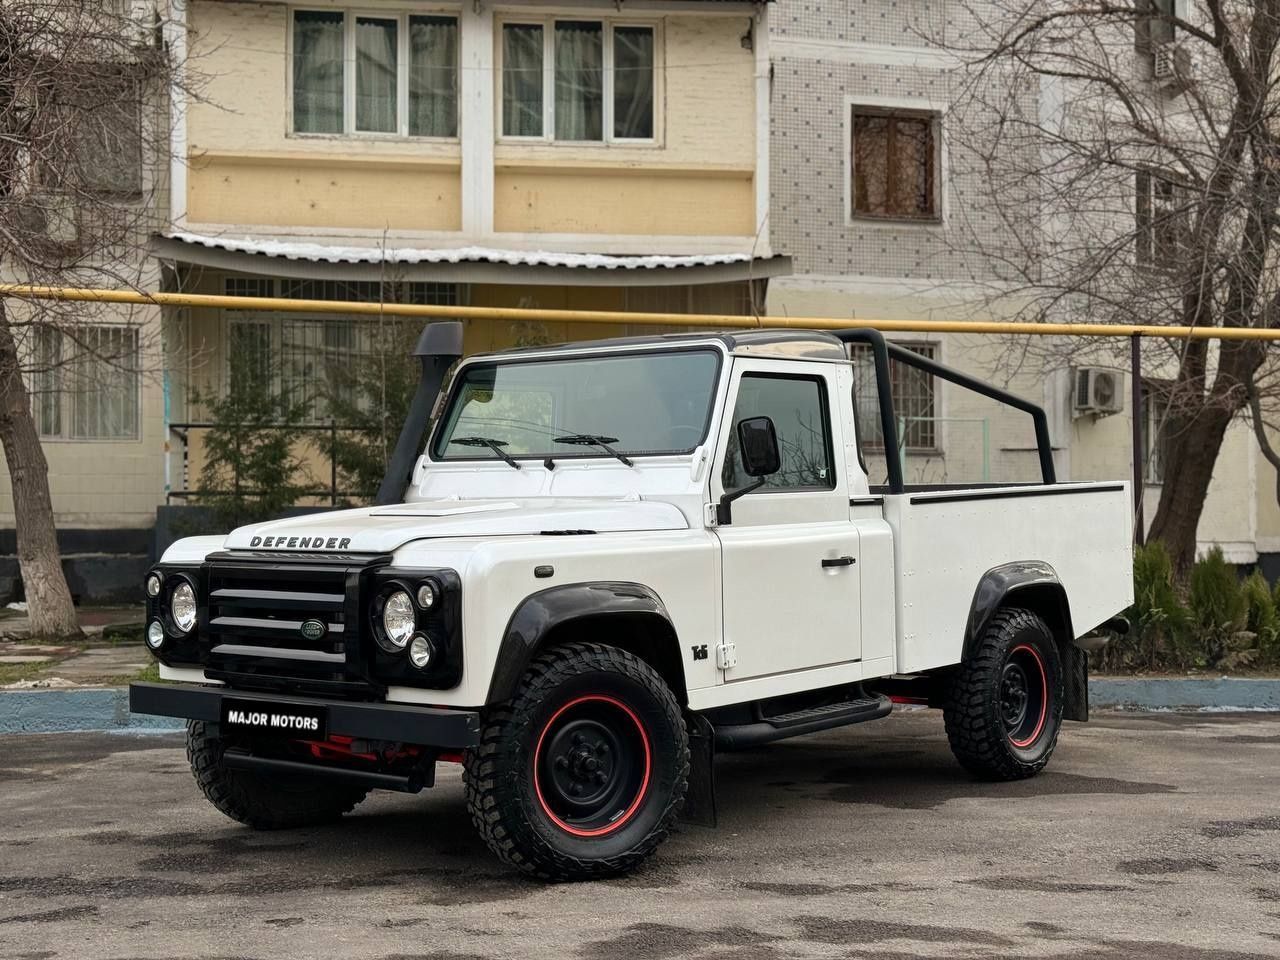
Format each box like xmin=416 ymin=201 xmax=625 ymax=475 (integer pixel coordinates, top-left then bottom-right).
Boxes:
xmin=553 ymin=434 xmax=634 ymax=467
xmin=451 ymin=436 xmax=521 ymax=470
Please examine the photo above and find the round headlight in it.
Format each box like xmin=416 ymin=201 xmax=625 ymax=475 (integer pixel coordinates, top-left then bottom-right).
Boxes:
xmin=408 ymin=634 xmax=434 ymax=669
xmin=146 ymin=620 xmax=165 ymax=649
xmin=171 ymin=582 xmax=197 ymax=634
xmin=382 ymin=590 xmax=415 ymax=648
xmin=416 ymin=582 xmax=436 ymax=610
xmin=146 ymin=573 xmax=162 ymax=598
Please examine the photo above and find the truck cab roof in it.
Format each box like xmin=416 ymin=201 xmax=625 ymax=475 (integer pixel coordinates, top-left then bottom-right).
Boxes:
xmin=478 ymin=329 xmax=848 ymax=362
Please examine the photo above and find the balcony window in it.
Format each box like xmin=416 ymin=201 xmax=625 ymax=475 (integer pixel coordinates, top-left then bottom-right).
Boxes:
xmin=501 ymin=19 xmax=656 ymax=142
xmin=292 ymin=10 xmax=458 ymax=139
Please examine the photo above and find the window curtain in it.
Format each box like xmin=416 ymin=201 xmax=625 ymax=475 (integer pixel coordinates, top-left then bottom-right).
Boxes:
xmin=613 ymin=26 xmax=653 ymax=139
xmin=555 ymin=21 xmax=602 ymax=141
xmin=409 ymin=16 xmax=458 ymax=137
xmin=503 ymin=24 xmax=544 ymax=136
xmin=293 ymin=11 xmax=344 ymax=134
xmin=356 ymin=17 xmax=398 ymax=133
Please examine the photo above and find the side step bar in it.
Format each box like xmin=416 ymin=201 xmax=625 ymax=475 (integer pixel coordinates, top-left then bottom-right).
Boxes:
xmin=222 ymin=748 xmax=432 ymax=794
xmin=713 ymin=694 xmax=893 ymax=750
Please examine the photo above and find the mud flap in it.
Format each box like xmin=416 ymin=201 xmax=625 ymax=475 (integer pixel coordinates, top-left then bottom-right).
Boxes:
xmin=681 ymin=712 xmax=717 ymax=827
xmin=1062 ymin=643 xmax=1089 ymax=722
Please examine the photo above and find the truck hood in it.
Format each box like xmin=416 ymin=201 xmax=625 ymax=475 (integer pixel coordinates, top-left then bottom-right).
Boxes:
xmin=222 ymin=498 xmax=689 ymax=555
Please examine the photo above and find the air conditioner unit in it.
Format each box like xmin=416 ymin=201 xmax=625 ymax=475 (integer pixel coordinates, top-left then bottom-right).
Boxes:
xmin=1073 ymin=368 xmax=1125 ymax=418
xmin=1153 ymin=41 xmax=1193 ymax=88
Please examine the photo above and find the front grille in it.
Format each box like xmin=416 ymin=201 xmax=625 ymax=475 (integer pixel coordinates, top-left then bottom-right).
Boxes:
xmin=199 ymin=553 xmax=386 ymax=695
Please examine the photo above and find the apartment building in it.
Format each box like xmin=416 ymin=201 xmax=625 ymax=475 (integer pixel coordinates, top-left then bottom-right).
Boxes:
xmin=764 ymin=0 xmax=1280 ymax=569
xmin=157 ymin=0 xmax=783 ymax=502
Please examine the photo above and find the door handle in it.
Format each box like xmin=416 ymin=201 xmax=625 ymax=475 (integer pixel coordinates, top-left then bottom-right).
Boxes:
xmin=821 ymin=556 xmax=856 ymax=568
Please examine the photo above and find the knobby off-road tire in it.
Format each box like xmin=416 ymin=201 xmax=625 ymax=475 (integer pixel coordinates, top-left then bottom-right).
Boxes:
xmin=464 ymin=642 xmax=689 ymax=881
xmin=187 ymin=721 xmax=369 ymax=829
xmin=943 ymin=607 xmax=1064 ymax=781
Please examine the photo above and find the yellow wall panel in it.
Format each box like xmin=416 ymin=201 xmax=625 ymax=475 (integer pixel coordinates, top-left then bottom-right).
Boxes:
xmin=188 ymin=156 xmax=461 ymax=232
xmin=494 ymin=169 xmax=754 ymax=236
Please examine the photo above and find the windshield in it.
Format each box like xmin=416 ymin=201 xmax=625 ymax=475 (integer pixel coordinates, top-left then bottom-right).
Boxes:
xmin=432 ymin=349 xmax=721 ymax=461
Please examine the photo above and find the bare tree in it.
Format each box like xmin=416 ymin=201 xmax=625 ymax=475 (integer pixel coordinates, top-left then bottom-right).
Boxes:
xmin=940 ymin=0 xmax=1280 ymax=574
xmin=1 ymin=1 xmax=184 ymax=635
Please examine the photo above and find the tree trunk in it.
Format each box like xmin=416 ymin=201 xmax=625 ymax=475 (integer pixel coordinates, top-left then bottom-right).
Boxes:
xmin=1147 ymin=341 xmax=1263 ymax=575
xmin=0 ymin=302 xmax=81 ymax=638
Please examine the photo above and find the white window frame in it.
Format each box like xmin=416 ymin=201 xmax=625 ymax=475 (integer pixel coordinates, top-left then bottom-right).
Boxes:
xmin=495 ymin=16 xmax=662 ymax=146
xmin=843 ymin=94 xmax=948 ymax=227
xmin=289 ymin=7 xmax=461 ymax=141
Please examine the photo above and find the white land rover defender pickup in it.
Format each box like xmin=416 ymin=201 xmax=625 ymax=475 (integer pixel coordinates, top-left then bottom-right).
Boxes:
xmin=131 ymin=323 xmax=1133 ymax=881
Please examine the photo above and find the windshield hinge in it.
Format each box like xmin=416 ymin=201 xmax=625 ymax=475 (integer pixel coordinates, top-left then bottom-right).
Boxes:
xmin=704 ymin=503 xmax=719 ymax=527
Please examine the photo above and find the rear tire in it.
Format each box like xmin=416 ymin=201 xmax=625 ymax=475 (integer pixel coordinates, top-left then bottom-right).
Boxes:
xmin=186 ymin=721 xmax=369 ymax=829
xmin=942 ymin=608 xmax=1063 ymax=781
xmin=464 ymin=642 xmax=688 ymax=881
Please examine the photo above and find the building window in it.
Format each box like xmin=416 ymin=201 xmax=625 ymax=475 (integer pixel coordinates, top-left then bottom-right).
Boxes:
xmin=1136 ymin=170 xmax=1191 ymax=268
xmin=34 ymin=326 xmax=141 ymax=440
xmin=1140 ymin=379 xmax=1172 ymax=484
xmin=851 ymin=343 xmax=939 ymax=452
xmin=1136 ymin=0 xmax=1177 ymax=53
xmin=500 ymin=19 xmax=656 ymax=142
xmin=850 ymin=107 xmax=940 ymax=221
xmin=722 ymin=374 xmax=835 ymax=492
xmin=221 ymin=278 xmax=462 ymax=423
xmin=292 ymin=10 xmax=459 ymax=138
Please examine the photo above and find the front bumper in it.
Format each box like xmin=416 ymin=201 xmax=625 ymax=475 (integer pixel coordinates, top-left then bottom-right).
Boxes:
xmin=128 ymin=682 xmax=481 ymax=748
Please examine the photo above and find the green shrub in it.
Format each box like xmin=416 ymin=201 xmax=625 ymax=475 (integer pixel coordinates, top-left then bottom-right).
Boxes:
xmin=1188 ymin=546 xmax=1251 ymax=669
xmin=1242 ymin=571 xmax=1279 ymax=658
xmin=193 ymin=348 xmax=312 ymax=529
xmin=1101 ymin=540 xmax=1187 ymax=671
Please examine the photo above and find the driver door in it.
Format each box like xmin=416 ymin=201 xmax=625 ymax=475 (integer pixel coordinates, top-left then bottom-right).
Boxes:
xmin=713 ymin=359 xmax=862 ymax=682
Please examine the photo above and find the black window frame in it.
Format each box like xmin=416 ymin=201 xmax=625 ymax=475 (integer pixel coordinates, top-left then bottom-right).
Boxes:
xmin=722 ymin=371 xmax=838 ymax=494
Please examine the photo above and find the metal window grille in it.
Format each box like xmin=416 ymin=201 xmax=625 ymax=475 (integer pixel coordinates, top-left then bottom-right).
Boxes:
xmin=32 ymin=325 xmax=140 ymax=440
xmin=851 ymin=342 xmax=938 ymax=451
xmin=220 ymin=278 xmax=461 ymax=423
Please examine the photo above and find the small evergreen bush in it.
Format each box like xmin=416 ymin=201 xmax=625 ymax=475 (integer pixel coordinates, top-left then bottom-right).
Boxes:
xmin=1188 ymin=546 xmax=1251 ymax=669
xmin=1242 ymin=570 xmax=1279 ymax=658
xmin=1102 ymin=540 xmax=1187 ymax=671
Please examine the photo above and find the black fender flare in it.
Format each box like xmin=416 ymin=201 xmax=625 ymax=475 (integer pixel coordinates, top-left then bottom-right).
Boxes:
xmin=485 ymin=581 xmax=682 ymax=705
xmin=963 ymin=560 xmax=1088 ymax=721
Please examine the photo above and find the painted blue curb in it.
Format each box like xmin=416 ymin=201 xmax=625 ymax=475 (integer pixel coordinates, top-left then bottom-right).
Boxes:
xmin=1089 ymin=677 xmax=1280 ymax=712
xmin=0 ymin=688 xmax=183 ymax=734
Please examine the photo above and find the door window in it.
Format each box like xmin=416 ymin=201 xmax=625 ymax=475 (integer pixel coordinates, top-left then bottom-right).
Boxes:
xmin=722 ymin=374 xmax=835 ymax=491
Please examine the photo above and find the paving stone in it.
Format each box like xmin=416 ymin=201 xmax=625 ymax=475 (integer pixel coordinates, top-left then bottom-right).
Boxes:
xmin=0 ymin=656 xmax=52 ymax=664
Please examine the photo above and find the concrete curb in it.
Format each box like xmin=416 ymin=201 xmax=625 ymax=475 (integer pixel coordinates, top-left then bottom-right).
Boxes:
xmin=1 ymin=678 xmax=1279 ymax=735
xmin=0 ymin=688 xmax=182 ymax=734
xmin=1089 ymin=677 xmax=1280 ymax=712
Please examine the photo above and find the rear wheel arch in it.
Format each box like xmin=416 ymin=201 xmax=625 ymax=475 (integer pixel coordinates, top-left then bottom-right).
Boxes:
xmin=964 ymin=561 xmax=1086 ymax=722
xmin=965 ymin=561 xmax=1074 ymax=655
xmin=487 ymin=582 xmax=687 ymax=706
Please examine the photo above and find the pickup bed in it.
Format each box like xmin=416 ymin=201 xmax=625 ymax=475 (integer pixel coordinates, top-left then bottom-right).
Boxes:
xmin=131 ymin=324 xmax=1133 ymax=881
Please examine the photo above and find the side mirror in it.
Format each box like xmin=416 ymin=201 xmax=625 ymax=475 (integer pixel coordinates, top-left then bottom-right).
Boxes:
xmin=737 ymin=416 xmax=781 ymax=478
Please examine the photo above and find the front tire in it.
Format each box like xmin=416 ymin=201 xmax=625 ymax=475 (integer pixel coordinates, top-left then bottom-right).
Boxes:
xmin=942 ymin=608 xmax=1063 ymax=781
xmin=187 ymin=721 xmax=369 ymax=829
xmin=464 ymin=642 xmax=688 ymax=881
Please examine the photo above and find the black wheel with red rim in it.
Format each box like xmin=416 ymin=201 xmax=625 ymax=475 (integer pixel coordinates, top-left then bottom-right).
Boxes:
xmin=464 ymin=641 xmax=688 ymax=881
xmin=943 ymin=608 xmax=1063 ymax=780
xmin=533 ymin=695 xmax=652 ymax=837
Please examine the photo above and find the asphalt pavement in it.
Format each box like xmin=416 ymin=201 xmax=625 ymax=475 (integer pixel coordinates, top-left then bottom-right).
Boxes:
xmin=2 ymin=710 xmax=1279 ymax=959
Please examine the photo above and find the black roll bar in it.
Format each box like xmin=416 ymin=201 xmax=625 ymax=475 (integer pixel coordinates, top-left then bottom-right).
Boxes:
xmin=832 ymin=328 xmax=1057 ymax=495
